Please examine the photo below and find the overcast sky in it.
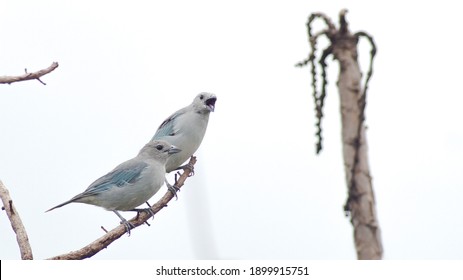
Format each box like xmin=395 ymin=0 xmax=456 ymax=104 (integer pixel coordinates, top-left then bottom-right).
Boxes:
xmin=1 ymin=0 xmax=462 ymax=260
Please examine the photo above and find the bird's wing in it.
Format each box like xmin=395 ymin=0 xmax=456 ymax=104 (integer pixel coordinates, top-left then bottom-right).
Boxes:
xmin=152 ymin=108 xmax=187 ymax=140
xmin=81 ymin=160 xmax=149 ymax=197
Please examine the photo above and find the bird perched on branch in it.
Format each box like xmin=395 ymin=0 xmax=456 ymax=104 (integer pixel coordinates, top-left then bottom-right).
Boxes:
xmin=46 ymin=140 xmax=181 ymax=234
xmin=152 ymin=92 xmax=217 ymax=194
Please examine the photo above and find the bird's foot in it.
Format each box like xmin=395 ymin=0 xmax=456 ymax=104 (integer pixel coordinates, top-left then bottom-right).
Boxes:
xmin=175 ymin=163 xmax=195 ymax=176
xmin=120 ymin=219 xmax=135 ymax=236
xmin=166 ymin=180 xmax=180 ymax=200
xmin=113 ymin=210 xmax=134 ymax=235
xmin=144 ymin=202 xmax=156 ymax=219
xmin=130 ymin=207 xmax=156 ymax=220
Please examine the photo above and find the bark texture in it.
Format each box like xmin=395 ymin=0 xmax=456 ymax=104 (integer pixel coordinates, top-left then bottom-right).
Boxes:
xmin=333 ymin=37 xmax=383 ymax=259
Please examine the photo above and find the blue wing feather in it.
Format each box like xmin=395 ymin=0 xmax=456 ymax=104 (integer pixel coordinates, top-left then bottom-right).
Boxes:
xmin=81 ymin=161 xmax=148 ymax=196
xmin=152 ymin=110 xmax=184 ymax=140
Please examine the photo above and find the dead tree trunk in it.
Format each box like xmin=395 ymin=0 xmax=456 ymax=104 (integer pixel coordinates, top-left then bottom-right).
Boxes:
xmin=297 ymin=9 xmax=382 ymax=259
xmin=333 ymin=29 xmax=382 ymax=260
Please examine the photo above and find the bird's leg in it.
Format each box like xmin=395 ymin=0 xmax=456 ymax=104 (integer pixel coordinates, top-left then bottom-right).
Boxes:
xmin=165 ymin=177 xmax=179 ymax=200
xmin=113 ymin=210 xmax=134 ymax=235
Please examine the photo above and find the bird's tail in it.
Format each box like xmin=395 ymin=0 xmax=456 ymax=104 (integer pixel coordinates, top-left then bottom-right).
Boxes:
xmin=45 ymin=200 xmax=72 ymax=213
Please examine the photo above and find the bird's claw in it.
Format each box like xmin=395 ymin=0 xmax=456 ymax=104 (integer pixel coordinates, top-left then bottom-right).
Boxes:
xmin=113 ymin=210 xmax=135 ymax=235
xmin=166 ymin=180 xmax=180 ymax=200
xmin=134 ymin=207 xmax=156 ymax=220
xmin=144 ymin=202 xmax=156 ymax=220
xmin=185 ymin=163 xmax=195 ymax=176
xmin=121 ymin=220 xmax=135 ymax=236
xmin=175 ymin=163 xmax=195 ymax=176
xmin=142 ymin=207 xmax=156 ymax=218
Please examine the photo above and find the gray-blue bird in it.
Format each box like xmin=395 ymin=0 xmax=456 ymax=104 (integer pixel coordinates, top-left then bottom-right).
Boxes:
xmin=152 ymin=92 xmax=216 ymax=172
xmin=152 ymin=92 xmax=216 ymax=193
xmin=46 ymin=140 xmax=181 ymax=233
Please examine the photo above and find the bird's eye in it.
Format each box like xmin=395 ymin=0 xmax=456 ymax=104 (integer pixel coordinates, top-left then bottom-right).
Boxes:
xmin=155 ymin=145 xmax=163 ymax=151
xmin=199 ymin=94 xmax=204 ymax=100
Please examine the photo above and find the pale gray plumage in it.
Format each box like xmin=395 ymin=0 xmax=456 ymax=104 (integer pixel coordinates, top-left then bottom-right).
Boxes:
xmin=152 ymin=92 xmax=217 ymax=173
xmin=46 ymin=140 xmax=181 ymax=233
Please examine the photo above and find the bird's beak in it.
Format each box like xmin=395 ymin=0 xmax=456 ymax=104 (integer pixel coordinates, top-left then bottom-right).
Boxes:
xmin=205 ymin=97 xmax=217 ymax=112
xmin=167 ymin=146 xmax=181 ymax=154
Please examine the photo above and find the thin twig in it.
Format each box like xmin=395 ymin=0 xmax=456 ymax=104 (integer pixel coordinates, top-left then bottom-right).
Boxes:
xmin=0 ymin=62 xmax=59 ymax=85
xmin=48 ymin=156 xmax=197 ymax=260
xmin=0 ymin=180 xmax=34 ymax=259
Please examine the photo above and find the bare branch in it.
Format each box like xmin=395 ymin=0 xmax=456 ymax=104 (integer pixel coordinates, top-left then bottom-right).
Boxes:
xmin=0 ymin=180 xmax=33 ymax=260
xmin=47 ymin=156 xmax=197 ymax=260
xmin=0 ymin=62 xmax=59 ymax=85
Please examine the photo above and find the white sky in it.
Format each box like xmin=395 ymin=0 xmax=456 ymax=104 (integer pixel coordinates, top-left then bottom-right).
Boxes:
xmin=1 ymin=0 xmax=462 ymax=260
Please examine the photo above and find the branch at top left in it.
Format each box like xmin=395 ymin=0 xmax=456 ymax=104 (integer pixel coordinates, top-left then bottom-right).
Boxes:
xmin=0 ymin=62 xmax=59 ymax=85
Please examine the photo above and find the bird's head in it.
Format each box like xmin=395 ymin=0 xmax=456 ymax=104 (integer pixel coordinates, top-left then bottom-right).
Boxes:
xmin=192 ymin=92 xmax=217 ymax=114
xmin=140 ymin=140 xmax=181 ymax=159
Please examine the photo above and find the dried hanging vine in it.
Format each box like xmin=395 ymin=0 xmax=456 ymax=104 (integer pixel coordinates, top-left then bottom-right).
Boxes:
xmin=296 ymin=11 xmax=376 ymax=155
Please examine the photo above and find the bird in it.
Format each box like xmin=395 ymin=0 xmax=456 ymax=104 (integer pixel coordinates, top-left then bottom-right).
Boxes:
xmin=46 ymin=140 xmax=181 ymax=234
xmin=152 ymin=92 xmax=216 ymax=194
